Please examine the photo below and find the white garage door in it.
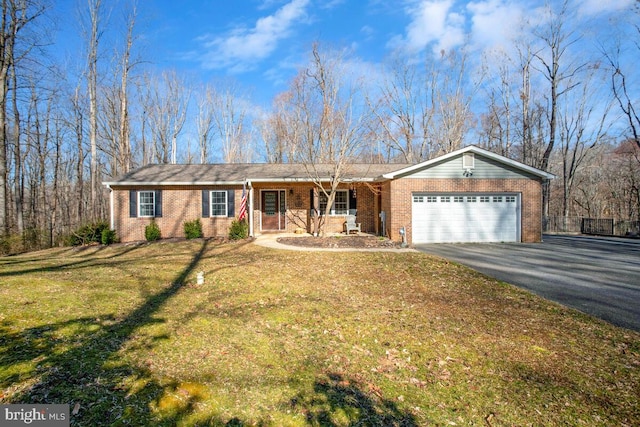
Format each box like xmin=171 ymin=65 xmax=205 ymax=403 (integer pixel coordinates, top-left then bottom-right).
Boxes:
xmin=412 ymin=194 xmax=520 ymax=243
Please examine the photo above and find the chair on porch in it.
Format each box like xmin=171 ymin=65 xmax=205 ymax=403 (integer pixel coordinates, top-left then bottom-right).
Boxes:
xmin=344 ymin=215 xmax=361 ymax=234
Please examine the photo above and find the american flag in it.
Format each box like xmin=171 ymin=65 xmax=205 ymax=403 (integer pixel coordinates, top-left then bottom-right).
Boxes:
xmin=238 ymin=183 xmax=247 ymax=221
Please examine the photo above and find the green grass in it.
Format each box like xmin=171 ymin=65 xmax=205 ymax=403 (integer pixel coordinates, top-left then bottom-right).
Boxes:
xmin=1 ymin=239 xmax=639 ymax=426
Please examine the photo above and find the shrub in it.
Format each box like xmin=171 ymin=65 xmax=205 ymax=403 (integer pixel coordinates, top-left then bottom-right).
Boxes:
xmin=101 ymin=228 xmax=117 ymax=245
xmin=228 ymin=219 xmax=248 ymax=240
xmin=0 ymin=234 xmax=16 ymax=255
xmin=183 ymin=219 xmax=203 ymax=239
xmin=65 ymin=221 xmax=110 ymax=246
xmin=145 ymin=220 xmax=162 ymax=241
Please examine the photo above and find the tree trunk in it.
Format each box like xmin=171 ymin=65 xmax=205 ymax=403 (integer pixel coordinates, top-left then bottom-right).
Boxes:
xmin=88 ymin=0 xmax=101 ymax=219
xmin=11 ymin=62 xmax=22 ymax=233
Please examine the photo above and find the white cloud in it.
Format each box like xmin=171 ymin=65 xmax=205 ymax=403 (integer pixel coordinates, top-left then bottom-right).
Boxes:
xmin=198 ymin=0 xmax=310 ymax=72
xmin=388 ymin=0 xmax=465 ymax=55
xmin=467 ymin=0 xmax=525 ymax=51
xmin=576 ymin=0 xmax=634 ymax=16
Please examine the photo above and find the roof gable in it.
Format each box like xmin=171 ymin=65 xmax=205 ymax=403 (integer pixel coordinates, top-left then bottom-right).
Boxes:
xmin=382 ymin=146 xmax=555 ymax=180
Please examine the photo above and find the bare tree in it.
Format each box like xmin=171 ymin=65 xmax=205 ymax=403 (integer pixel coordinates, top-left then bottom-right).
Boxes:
xmin=370 ymin=48 xmax=478 ymax=163
xmin=98 ymin=1 xmax=141 ymax=177
xmin=478 ymin=53 xmax=515 ymax=156
xmin=136 ymin=71 xmax=152 ymax=165
xmin=555 ymin=67 xmax=613 ymax=218
xmin=11 ymin=53 xmax=23 ymax=233
xmin=209 ymin=81 xmax=251 ymax=163
xmin=430 ymin=49 xmax=478 ymax=156
xmin=145 ymin=70 xmax=190 ymax=164
xmin=0 ymin=0 xmax=46 ymax=233
xmin=195 ymin=84 xmax=214 ymax=163
xmin=604 ymin=15 xmax=640 ymax=151
xmin=116 ymin=1 xmax=138 ymax=174
xmin=368 ymin=54 xmax=422 ymax=162
xmin=531 ymin=1 xmax=587 ymax=216
xmin=280 ymin=43 xmax=371 ymax=235
xmin=70 ymin=83 xmax=86 ymax=223
xmin=84 ymin=0 xmax=102 ymax=219
xmin=259 ymin=91 xmax=301 ymax=163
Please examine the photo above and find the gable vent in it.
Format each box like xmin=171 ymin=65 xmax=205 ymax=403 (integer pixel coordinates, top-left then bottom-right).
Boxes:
xmin=462 ymin=153 xmax=475 ymax=169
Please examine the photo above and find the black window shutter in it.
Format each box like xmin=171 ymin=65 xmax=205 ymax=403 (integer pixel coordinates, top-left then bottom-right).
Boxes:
xmin=155 ymin=190 xmax=162 ymax=217
xmin=129 ymin=190 xmax=137 ymax=217
xmin=349 ymin=190 xmax=357 ymax=211
xmin=227 ymin=189 xmax=235 ymax=217
xmin=202 ymin=190 xmax=210 ymax=217
xmin=310 ymin=189 xmax=314 ymax=216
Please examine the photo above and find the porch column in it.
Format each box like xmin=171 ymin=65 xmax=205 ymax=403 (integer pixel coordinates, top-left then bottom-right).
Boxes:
xmin=248 ymin=181 xmax=254 ymax=237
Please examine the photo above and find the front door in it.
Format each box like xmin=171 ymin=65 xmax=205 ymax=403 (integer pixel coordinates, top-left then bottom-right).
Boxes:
xmin=261 ymin=190 xmax=285 ymax=231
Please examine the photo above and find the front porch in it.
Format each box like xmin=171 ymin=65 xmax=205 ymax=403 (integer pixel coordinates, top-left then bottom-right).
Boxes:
xmin=249 ymin=183 xmax=383 ymax=237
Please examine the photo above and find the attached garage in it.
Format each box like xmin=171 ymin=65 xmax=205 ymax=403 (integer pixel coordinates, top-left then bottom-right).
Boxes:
xmin=412 ymin=193 xmax=521 ymax=243
xmin=382 ymin=146 xmax=555 ymax=245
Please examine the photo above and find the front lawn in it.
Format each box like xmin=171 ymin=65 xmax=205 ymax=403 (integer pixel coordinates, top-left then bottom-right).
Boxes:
xmin=0 ymin=239 xmax=638 ymax=426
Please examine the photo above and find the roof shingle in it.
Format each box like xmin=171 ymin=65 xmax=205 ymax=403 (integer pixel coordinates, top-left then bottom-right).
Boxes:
xmin=103 ymin=163 xmax=413 ymax=186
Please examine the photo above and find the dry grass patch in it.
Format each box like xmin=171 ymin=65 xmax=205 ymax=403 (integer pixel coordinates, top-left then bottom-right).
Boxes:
xmin=1 ymin=239 xmax=638 ymax=426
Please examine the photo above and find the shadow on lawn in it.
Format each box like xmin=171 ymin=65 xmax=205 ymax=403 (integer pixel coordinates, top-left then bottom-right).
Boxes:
xmin=290 ymin=373 xmax=418 ymax=427
xmin=1 ymin=239 xmax=420 ymax=426
xmin=1 ymin=238 xmax=239 ymax=426
xmin=0 ymin=242 xmax=146 ymax=278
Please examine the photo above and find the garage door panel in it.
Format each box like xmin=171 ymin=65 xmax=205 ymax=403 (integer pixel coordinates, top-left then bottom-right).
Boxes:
xmin=412 ymin=193 xmax=520 ymax=244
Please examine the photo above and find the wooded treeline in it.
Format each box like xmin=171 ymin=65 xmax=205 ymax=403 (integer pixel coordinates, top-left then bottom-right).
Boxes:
xmin=0 ymin=0 xmax=638 ymax=252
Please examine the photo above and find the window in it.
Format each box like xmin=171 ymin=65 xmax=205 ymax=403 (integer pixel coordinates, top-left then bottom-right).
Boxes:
xmin=210 ymin=191 xmax=228 ymax=217
xmin=441 ymin=196 xmax=451 ymax=202
xmin=413 ymin=196 xmax=424 ymax=203
xmin=493 ymin=196 xmax=503 ymax=202
xmin=467 ymin=196 xmax=477 ymax=202
xmin=139 ymin=191 xmax=155 ymax=217
xmin=427 ymin=196 xmax=438 ymax=203
xmin=130 ymin=190 xmax=161 ymax=218
xmin=480 ymin=196 xmax=490 ymax=203
xmin=506 ymin=196 xmax=516 ymax=203
xmin=454 ymin=196 xmax=464 ymax=202
xmin=318 ymin=190 xmax=349 ymax=215
xmin=202 ymin=189 xmax=234 ymax=218
xmin=334 ymin=191 xmax=348 ymax=215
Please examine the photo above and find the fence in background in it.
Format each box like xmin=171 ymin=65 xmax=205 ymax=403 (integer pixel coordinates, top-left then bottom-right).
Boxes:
xmin=544 ymin=217 xmax=640 ymax=237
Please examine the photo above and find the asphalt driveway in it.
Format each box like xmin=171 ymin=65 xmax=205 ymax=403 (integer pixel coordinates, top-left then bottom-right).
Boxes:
xmin=415 ymin=234 xmax=640 ymax=332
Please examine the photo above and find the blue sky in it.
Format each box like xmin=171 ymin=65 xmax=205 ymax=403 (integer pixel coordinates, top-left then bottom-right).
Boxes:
xmin=55 ymin=0 xmax=636 ymax=108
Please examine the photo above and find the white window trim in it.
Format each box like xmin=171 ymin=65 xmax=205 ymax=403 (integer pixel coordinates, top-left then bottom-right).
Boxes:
xmin=210 ymin=190 xmax=228 ymax=217
xmin=319 ymin=190 xmax=350 ymax=216
xmin=138 ymin=191 xmax=155 ymax=218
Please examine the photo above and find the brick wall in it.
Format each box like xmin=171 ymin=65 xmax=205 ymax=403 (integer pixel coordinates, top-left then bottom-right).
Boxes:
xmin=112 ymin=183 xmax=380 ymax=241
xmin=112 ymin=185 xmax=240 ymax=242
xmin=110 ymin=177 xmax=543 ymax=243
xmin=385 ymin=178 xmax=544 ymax=244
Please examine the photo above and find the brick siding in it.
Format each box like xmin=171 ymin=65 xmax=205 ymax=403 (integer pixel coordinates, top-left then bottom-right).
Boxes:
xmin=110 ymin=177 xmax=543 ymax=244
xmin=385 ymin=177 xmax=543 ymax=244
xmin=112 ymin=186 xmax=240 ymax=242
